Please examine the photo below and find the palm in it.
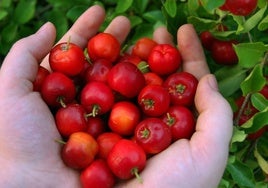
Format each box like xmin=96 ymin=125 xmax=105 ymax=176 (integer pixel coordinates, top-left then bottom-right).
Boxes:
xmin=0 ymin=5 xmax=233 ymax=188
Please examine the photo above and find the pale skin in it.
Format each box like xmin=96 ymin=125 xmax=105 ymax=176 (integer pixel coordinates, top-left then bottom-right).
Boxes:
xmin=0 ymin=5 xmax=233 ymax=188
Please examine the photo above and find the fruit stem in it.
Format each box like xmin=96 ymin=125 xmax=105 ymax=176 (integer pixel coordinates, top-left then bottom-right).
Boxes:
xmin=131 ymin=168 xmax=143 ymax=184
xmin=54 ymin=138 xmax=66 ymax=145
xmin=234 ymin=94 xmax=251 ymax=126
xmin=57 ymin=96 xmax=67 ymax=108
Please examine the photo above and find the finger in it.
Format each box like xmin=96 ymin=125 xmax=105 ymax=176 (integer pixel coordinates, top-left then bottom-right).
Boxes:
xmin=41 ymin=5 xmax=106 ymax=70
xmin=153 ymin=26 xmax=174 ymax=45
xmin=191 ymin=74 xmax=233 ymax=180
xmin=104 ymin=15 xmax=131 ymax=44
xmin=0 ymin=22 xmax=56 ymax=96
xmin=177 ymin=24 xmax=210 ymax=80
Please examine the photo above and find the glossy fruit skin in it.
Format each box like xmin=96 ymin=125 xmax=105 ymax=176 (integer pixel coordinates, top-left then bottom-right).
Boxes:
xmin=200 ymin=31 xmax=215 ymax=51
xmin=107 ymin=62 xmax=145 ymax=98
xmin=211 ymin=40 xmax=238 ymax=65
xmin=41 ymin=72 xmax=76 ymax=107
xmin=107 ymin=139 xmax=146 ymax=180
xmin=143 ymin=72 xmax=164 ymax=86
xmin=97 ymin=132 xmax=122 ymax=159
xmin=135 ymin=118 xmax=172 ymax=154
xmin=162 ymin=105 xmax=196 ymax=141
xmin=138 ymin=85 xmax=170 ymax=117
xmin=80 ymin=81 xmax=114 ymax=116
xmin=163 ymin=72 xmax=198 ymax=107
xmin=84 ymin=58 xmax=112 ymax=83
xmin=86 ymin=117 xmax=106 ymax=139
xmin=61 ymin=132 xmax=98 ymax=170
xmin=33 ymin=65 xmax=50 ymax=92
xmin=224 ymin=0 xmax=258 ymax=16
xmin=49 ymin=42 xmax=85 ymax=77
xmin=148 ymin=44 xmax=182 ymax=75
xmin=80 ymin=159 xmax=115 ymax=188
xmin=87 ymin=33 xmax=120 ymax=63
xmin=55 ymin=103 xmax=87 ymax=138
xmin=131 ymin=37 xmax=158 ymax=61
xmin=108 ymin=101 xmax=141 ymax=136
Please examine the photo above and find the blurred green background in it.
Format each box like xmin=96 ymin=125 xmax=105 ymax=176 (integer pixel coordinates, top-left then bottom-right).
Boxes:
xmin=0 ymin=0 xmax=169 ymax=64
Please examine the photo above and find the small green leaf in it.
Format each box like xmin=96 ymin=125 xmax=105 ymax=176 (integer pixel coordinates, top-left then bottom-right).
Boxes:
xmin=187 ymin=16 xmax=218 ymax=31
xmin=143 ymin=10 xmax=164 ymax=23
xmin=14 ymin=0 xmax=36 ymax=24
xmin=227 ymin=157 xmax=255 ymax=188
xmin=0 ymin=9 xmax=8 ymax=21
xmin=240 ymin=64 xmax=266 ymax=95
xmin=251 ymin=92 xmax=268 ymax=111
xmin=163 ymin=0 xmax=177 ymax=18
xmin=128 ymin=15 xmax=143 ymax=28
xmin=231 ymin=126 xmax=247 ymax=146
xmin=254 ymin=147 xmax=268 ymax=174
xmin=115 ymin=0 xmax=133 ymax=13
xmin=234 ymin=42 xmax=268 ymax=68
xmin=66 ymin=6 xmax=88 ymax=23
xmin=1 ymin=22 xmax=18 ymax=42
xmin=258 ymin=14 xmax=268 ymax=31
xmin=200 ymin=0 xmax=225 ymax=12
xmin=241 ymin=107 xmax=268 ymax=133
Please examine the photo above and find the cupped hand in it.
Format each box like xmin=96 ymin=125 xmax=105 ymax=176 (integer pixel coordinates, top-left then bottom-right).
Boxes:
xmin=0 ymin=5 xmax=233 ymax=188
xmin=0 ymin=5 xmax=130 ymax=188
xmin=117 ymin=25 xmax=233 ymax=188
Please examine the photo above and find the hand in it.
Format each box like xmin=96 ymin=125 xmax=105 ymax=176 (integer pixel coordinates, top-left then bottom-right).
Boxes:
xmin=117 ymin=25 xmax=233 ymax=188
xmin=0 ymin=5 xmax=130 ymax=188
xmin=0 ymin=5 xmax=233 ymax=188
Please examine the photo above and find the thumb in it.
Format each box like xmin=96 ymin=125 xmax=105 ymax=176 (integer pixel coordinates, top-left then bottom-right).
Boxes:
xmin=191 ymin=74 xmax=233 ymax=170
xmin=0 ymin=22 xmax=56 ymax=97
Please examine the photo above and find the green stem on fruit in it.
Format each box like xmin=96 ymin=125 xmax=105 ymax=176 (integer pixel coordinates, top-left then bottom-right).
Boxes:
xmin=166 ymin=113 xmax=175 ymax=127
xmin=141 ymin=128 xmax=150 ymax=139
xmin=131 ymin=168 xmax=143 ymax=184
xmin=57 ymin=96 xmax=67 ymax=108
xmin=54 ymin=138 xmax=66 ymax=145
xmin=88 ymin=104 xmax=100 ymax=117
xmin=84 ymin=48 xmax=92 ymax=64
xmin=137 ymin=61 xmax=150 ymax=73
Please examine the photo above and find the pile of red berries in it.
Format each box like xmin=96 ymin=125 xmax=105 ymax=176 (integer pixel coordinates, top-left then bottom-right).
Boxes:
xmin=33 ymin=32 xmax=199 ymax=187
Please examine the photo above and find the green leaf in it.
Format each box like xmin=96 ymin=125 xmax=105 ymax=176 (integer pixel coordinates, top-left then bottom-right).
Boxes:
xmin=241 ymin=107 xmax=268 ymax=133
xmin=0 ymin=9 xmax=8 ymax=21
xmin=187 ymin=16 xmax=218 ymax=31
xmin=234 ymin=42 xmax=268 ymax=68
xmin=14 ymin=0 xmax=36 ymax=24
xmin=115 ymin=0 xmax=133 ymax=13
xmin=258 ymin=14 xmax=268 ymax=31
xmin=240 ymin=4 xmax=267 ymax=33
xmin=231 ymin=126 xmax=247 ymax=146
xmin=0 ymin=0 xmax=12 ymax=8
xmin=163 ymin=0 xmax=177 ymax=18
xmin=254 ymin=147 xmax=268 ymax=174
xmin=240 ymin=64 xmax=266 ymax=95
xmin=66 ymin=6 xmax=88 ymax=23
xmin=1 ymin=22 xmax=18 ymax=42
xmin=227 ymin=156 xmax=255 ymax=188
xmin=132 ymin=0 xmax=149 ymax=14
xmin=200 ymin=0 xmax=224 ymax=12
xmin=128 ymin=15 xmax=143 ymax=28
xmin=143 ymin=10 xmax=164 ymax=23
xmin=251 ymin=92 xmax=268 ymax=111
xmin=215 ymin=65 xmax=247 ymax=97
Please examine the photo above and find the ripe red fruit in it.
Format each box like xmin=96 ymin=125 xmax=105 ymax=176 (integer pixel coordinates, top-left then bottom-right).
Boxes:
xmin=211 ymin=39 xmax=239 ymax=65
xmin=41 ymin=72 xmax=76 ymax=107
xmin=33 ymin=65 xmax=50 ymax=92
xmin=80 ymin=81 xmax=114 ymax=117
xmin=61 ymin=132 xmax=98 ymax=170
xmin=138 ymin=85 xmax=170 ymax=117
xmin=162 ymin=105 xmax=196 ymax=141
xmin=97 ymin=132 xmax=122 ymax=159
xmin=224 ymin=0 xmax=258 ymax=16
xmin=107 ymin=62 xmax=145 ymax=98
xmin=108 ymin=101 xmax=141 ymax=136
xmin=84 ymin=58 xmax=112 ymax=83
xmin=199 ymin=31 xmax=215 ymax=51
xmin=131 ymin=37 xmax=158 ymax=61
xmin=80 ymin=159 xmax=115 ymax=188
xmin=55 ymin=103 xmax=87 ymax=138
xmin=107 ymin=139 xmax=146 ymax=181
xmin=87 ymin=32 xmax=120 ymax=63
xmin=86 ymin=117 xmax=106 ymax=139
xmin=163 ymin=72 xmax=198 ymax=107
xmin=49 ymin=42 xmax=85 ymax=77
xmin=135 ymin=118 xmax=172 ymax=154
xmin=143 ymin=72 xmax=164 ymax=86
xmin=148 ymin=44 xmax=182 ymax=75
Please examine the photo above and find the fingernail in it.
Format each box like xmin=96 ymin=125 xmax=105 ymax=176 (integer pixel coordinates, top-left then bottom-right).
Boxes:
xmin=36 ymin=22 xmax=51 ymax=34
xmin=207 ymin=74 xmax=218 ymax=91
